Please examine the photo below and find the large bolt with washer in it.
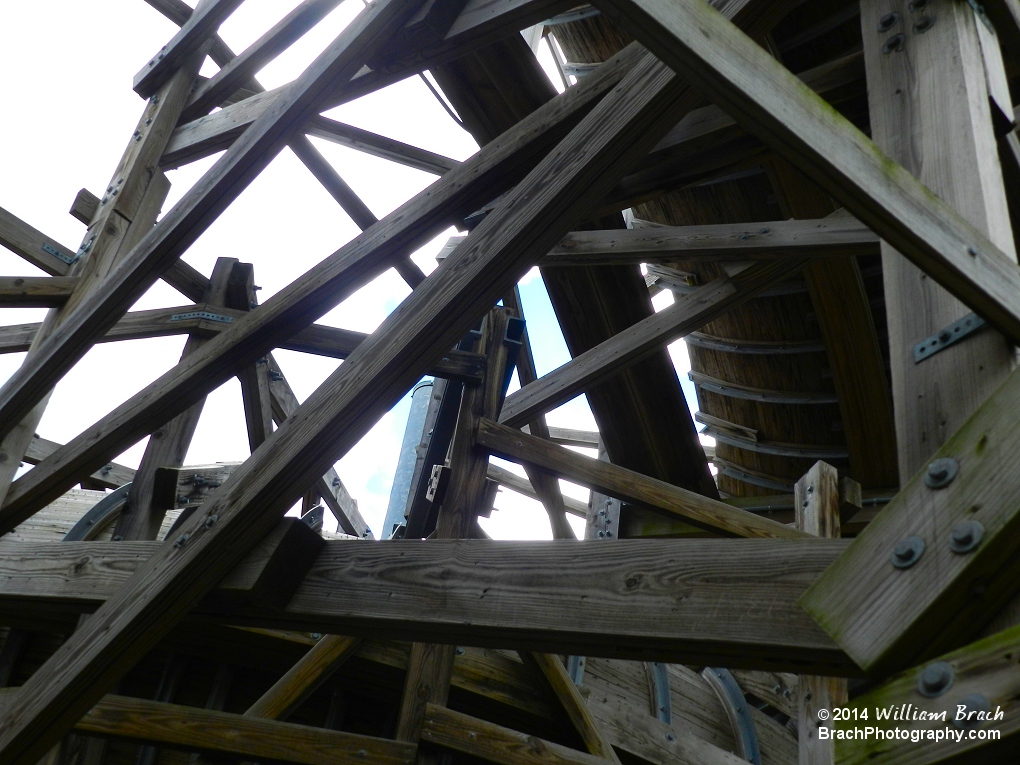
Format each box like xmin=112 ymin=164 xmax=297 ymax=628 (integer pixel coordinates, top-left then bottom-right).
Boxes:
xmin=917 ymin=661 xmax=953 ymax=697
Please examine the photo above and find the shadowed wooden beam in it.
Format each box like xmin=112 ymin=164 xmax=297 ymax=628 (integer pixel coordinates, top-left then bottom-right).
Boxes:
xmin=0 ymin=45 xmax=694 ymax=762
xmin=499 ymin=260 xmax=806 ymax=428
xmin=541 ymin=216 xmax=877 ymax=266
xmin=592 ymin=0 xmax=1020 ymax=345
xmin=0 ymin=277 xmax=79 ymax=306
xmin=24 ymin=436 xmax=134 ymax=490
xmin=0 ymin=537 xmax=853 ymax=673
xmin=0 ymin=691 xmax=416 ymax=765
xmin=477 ymin=419 xmax=808 ymax=539
xmin=802 ymin=365 xmax=1020 ymax=674
xmin=0 ymin=41 xmax=639 ymax=538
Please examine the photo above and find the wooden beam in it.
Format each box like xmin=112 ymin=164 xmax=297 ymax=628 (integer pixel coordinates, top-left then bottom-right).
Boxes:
xmin=767 ymin=166 xmax=897 ymax=490
xmin=0 ymin=277 xmax=78 ymax=307
xmin=592 ymin=0 xmax=1020 ymax=346
xmin=179 ymin=0 xmax=344 ymax=123
xmin=24 ymin=435 xmax=134 ymax=490
xmin=0 ymin=0 xmax=426 ymax=446
xmin=421 ymin=704 xmax=610 ymax=765
xmin=132 ymin=0 xmax=243 ymax=98
xmin=0 ymin=39 xmax=638 ymax=538
xmin=831 ymin=623 xmax=1020 ymax=765
xmin=0 ymin=691 xmax=415 ymax=765
xmin=499 ymin=260 xmax=806 ymax=428
xmin=801 ymin=364 xmax=1020 ymax=674
xmin=860 ymin=0 xmax=1015 ymax=490
xmin=476 ymin=419 xmax=808 ymax=539
xmin=485 ymin=462 xmax=589 ymax=517
xmin=0 ymin=47 xmax=691 ymax=762
xmin=0 ymin=537 xmax=853 ymax=672
xmin=520 ymin=652 xmax=620 ymax=762
xmin=795 ymin=462 xmax=847 ymax=765
xmin=541 ymin=217 xmax=877 ymax=266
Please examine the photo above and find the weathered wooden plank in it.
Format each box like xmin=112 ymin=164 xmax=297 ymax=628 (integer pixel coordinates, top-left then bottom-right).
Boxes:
xmin=541 ymin=217 xmax=877 ymax=266
xmin=245 ymin=634 xmax=363 ymax=720
xmin=499 ymin=260 xmax=806 ymax=428
xmin=801 ymin=365 xmax=1020 ymax=674
xmin=0 ymin=0 xmax=426 ymax=447
xmin=133 ymin=0 xmax=244 ymax=98
xmin=0 ymin=40 xmax=638 ymax=537
xmin=0 ymin=537 xmax=853 ymax=672
xmin=0 ymin=277 xmax=78 ymax=307
xmin=795 ymin=462 xmax=847 ymax=765
xmin=421 ymin=704 xmax=610 ymax=765
xmin=0 ymin=205 xmax=74 ymax=276
xmin=477 ymin=419 xmax=808 ymax=539
xmin=486 ymin=463 xmax=589 ymax=517
xmin=0 ymin=691 xmax=415 ymax=765
xmin=833 ymin=622 xmax=1020 ymax=764
xmin=593 ymin=0 xmax=1020 ymax=345
xmin=24 ymin=436 xmax=134 ymax=490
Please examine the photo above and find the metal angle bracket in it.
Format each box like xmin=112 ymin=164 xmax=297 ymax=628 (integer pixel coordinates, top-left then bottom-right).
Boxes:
xmin=42 ymin=242 xmax=78 ymax=266
xmin=913 ymin=312 xmax=987 ymax=362
xmin=170 ymin=310 xmax=234 ymax=324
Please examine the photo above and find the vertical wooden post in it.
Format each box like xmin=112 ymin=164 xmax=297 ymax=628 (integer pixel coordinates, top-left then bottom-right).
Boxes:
xmin=795 ymin=460 xmax=848 ymax=764
xmin=861 ymin=0 xmax=1016 ymax=482
xmin=397 ymin=309 xmax=511 ymax=758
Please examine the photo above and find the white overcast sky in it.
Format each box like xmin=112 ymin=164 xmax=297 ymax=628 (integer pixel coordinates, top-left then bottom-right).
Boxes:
xmin=0 ymin=0 xmax=704 ymax=540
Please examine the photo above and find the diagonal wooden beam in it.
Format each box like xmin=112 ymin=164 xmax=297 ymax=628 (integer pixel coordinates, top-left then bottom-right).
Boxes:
xmin=0 ymin=691 xmax=415 ymax=765
xmin=592 ymin=0 xmax=1020 ymax=344
xmin=499 ymin=259 xmax=805 ymax=428
xmin=801 ymin=364 xmax=1020 ymax=674
xmin=0 ymin=41 xmax=639 ymax=535
xmin=132 ymin=0 xmax=244 ymax=98
xmin=0 ymin=0 xmax=425 ymax=446
xmin=179 ymin=0 xmax=344 ymax=123
xmin=0 ymin=47 xmax=690 ymax=762
xmin=477 ymin=419 xmax=807 ymax=540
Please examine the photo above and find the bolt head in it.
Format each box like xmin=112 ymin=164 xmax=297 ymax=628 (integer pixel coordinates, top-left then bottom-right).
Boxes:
xmin=924 ymin=457 xmax=958 ymax=489
xmin=949 ymin=520 xmax=984 ymax=554
xmin=917 ymin=661 xmax=954 ymax=697
xmin=891 ymin=535 xmax=925 ymax=568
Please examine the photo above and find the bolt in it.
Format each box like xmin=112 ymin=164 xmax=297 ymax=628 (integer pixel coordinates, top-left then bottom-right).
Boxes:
xmin=665 ymin=733 xmax=676 ymax=742
xmin=891 ymin=535 xmax=924 ymax=568
xmin=913 ymin=14 xmax=936 ymax=33
xmin=939 ymin=330 xmax=952 ymax=343
xmin=144 ymin=118 xmax=152 ymax=125
xmin=173 ymin=533 xmax=191 ymax=548
xmin=204 ymin=513 xmax=219 ymax=530
xmin=310 ymin=633 xmax=322 ymax=640
xmin=877 ymin=12 xmax=899 ymax=31
xmin=953 ymin=694 xmax=990 ymax=730
xmin=925 ymin=457 xmax=958 ymax=489
xmin=949 ymin=520 xmax=984 ymax=554
xmin=968 ymin=246 xmax=979 ymax=257
xmin=455 ymin=646 xmax=465 ymax=655
xmin=882 ymin=33 xmax=905 ymax=53
xmin=917 ymin=661 xmax=954 ymax=697
xmin=177 ymin=495 xmax=190 ymax=505
xmin=112 ymin=535 xmax=123 ymax=541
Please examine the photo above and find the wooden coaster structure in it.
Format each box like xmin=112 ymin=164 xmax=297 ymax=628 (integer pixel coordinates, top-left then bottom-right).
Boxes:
xmin=2 ymin=0 xmax=1020 ymax=764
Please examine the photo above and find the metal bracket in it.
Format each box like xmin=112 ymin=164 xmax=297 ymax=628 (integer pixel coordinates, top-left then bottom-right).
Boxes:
xmin=42 ymin=242 xmax=78 ymax=266
xmin=648 ymin=662 xmax=672 ymax=723
xmin=170 ymin=311 xmax=234 ymax=324
xmin=567 ymin=655 xmax=586 ymax=686
xmin=913 ymin=312 xmax=987 ymax=362
xmin=702 ymin=667 xmax=761 ymax=765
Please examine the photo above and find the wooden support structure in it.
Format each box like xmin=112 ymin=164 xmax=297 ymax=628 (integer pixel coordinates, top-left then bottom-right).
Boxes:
xmin=4 ymin=0 xmax=1020 ymax=761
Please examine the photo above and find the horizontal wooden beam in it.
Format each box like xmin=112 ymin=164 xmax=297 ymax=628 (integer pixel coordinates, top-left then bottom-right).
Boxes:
xmin=0 ymin=277 xmax=78 ymax=306
xmin=0 ymin=304 xmax=483 ymax=383
xmin=0 ymin=691 xmax=415 ymax=765
xmin=477 ymin=419 xmax=807 ymax=539
xmin=499 ymin=260 xmax=806 ymax=427
xmin=542 ymin=217 xmax=876 ymax=266
xmin=595 ymin=0 xmax=1020 ymax=345
xmin=0 ymin=538 xmax=854 ymax=673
